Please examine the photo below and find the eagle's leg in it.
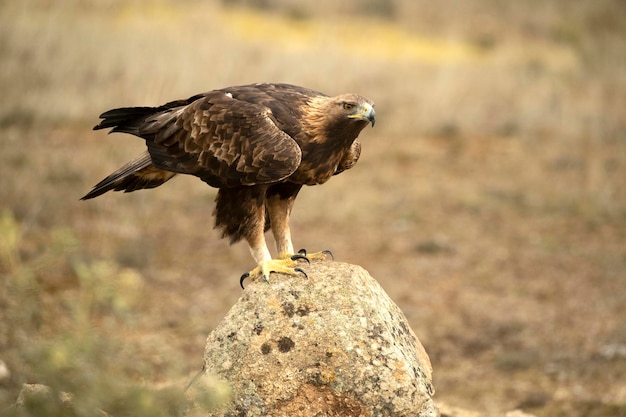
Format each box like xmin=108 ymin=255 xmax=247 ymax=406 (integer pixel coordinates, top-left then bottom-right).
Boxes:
xmin=214 ymin=186 xmax=306 ymax=288
xmin=239 ymin=187 xmax=308 ymax=288
xmin=267 ymin=191 xmax=296 ymax=259
xmin=266 ymin=183 xmax=332 ymax=263
xmin=265 ymin=183 xmax=310 ymax=262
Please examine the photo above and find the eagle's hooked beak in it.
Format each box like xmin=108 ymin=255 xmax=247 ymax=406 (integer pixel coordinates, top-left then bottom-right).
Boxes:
xmin=349 ymin=103 xmax=376 ymax=127
xmin=364 ymin=103 xmax=376 ymax=127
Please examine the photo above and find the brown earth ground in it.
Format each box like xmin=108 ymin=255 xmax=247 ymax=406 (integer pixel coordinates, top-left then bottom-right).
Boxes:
xmin=1 ymin=1 xmax=625 ymax=416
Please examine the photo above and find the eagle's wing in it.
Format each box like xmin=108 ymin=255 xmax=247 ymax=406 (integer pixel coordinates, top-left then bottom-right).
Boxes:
xmin=334 ymin=139 xmax=361 ymax=175
xmin=138 ymin=91 xmax=302 ymax=188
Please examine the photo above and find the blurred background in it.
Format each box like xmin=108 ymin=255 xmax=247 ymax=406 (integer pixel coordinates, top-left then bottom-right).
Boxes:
xmin=1 ymin=0 xmax=624 ymax=415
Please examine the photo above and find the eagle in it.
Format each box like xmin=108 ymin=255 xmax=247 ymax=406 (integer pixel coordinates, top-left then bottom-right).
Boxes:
xmin=82 ymin=83 xmax=375 ymax=287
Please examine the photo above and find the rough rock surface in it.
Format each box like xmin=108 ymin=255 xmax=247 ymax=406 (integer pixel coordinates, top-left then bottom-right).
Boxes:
xmin=197 ymin=261 xmax=438 ymax=417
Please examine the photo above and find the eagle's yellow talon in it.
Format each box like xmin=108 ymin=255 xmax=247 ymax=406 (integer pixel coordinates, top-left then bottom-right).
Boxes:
xmin=240 ymin=258 xmax=308 ymax=289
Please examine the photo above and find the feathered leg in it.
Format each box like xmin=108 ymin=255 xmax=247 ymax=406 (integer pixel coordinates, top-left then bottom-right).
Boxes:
xmin=266 ymin=183 xmax=333 ymax=263
xmin=266 ymin=183 xmax=301 ymax=258
xmin=215 ymin=186 xmax=306 ymax=288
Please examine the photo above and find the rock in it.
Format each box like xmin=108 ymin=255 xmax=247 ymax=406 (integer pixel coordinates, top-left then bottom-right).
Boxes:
xmin=196 ymin=261 xmax=438 ymax=417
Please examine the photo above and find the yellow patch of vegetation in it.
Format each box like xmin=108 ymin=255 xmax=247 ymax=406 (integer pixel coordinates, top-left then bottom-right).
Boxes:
xmin=80 ymin=1 xmax=577 ymax=71
xmin=220 ymin=8 xmax=484 ymax=64
xmin=219 ymin=7 xmax=579 ymax=71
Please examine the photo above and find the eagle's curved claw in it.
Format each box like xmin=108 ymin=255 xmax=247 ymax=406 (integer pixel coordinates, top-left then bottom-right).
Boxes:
xmin=297 ymin=248 xmax=334 ymax=261
xmin=240 ymin=271 xmax=269 ymax=289
xmin=290 ymin=253 xmax=310 ymax=264
xmin=240 ymin=272 xmax=250 ymax=289
xmin=294 ymin=267 xmax=308 ymax=279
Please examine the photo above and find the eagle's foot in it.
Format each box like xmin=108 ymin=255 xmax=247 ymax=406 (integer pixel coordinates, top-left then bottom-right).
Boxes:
xmin=240 ymin=257 xmax=308 ymax=289
xmin=297 ymin=248 xmax=334 ymax=261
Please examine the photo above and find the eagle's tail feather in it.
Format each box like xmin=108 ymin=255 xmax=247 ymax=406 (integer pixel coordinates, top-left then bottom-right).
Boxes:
xmin=80 ymin=152 xmax=176 ymax=200
xmin=93 ymin=94 xmax=205 ymax=134
xmin=93 ymin=107 xmax=158 ymax=134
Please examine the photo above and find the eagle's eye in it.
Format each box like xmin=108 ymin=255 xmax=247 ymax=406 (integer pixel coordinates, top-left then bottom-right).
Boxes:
xmin=342 ymin=102 xmax=356 ymax=111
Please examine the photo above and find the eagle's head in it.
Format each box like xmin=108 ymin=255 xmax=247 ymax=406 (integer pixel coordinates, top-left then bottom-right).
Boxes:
xmin=304 ymin=93 xmax=375 ymax=143
xmin=338 ymin=94 xmax=376 ymax=127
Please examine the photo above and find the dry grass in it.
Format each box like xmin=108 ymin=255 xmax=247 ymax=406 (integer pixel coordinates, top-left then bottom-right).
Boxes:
xmin=1 ymin=0 xmax=625 ymax=416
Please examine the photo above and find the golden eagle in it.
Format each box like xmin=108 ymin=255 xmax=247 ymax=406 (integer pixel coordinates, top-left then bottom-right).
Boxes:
xmin=82 ymin=83 xmax=375 ymax=286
